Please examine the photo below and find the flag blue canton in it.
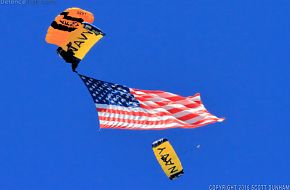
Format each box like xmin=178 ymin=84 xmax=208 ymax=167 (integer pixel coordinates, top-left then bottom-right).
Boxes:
xmin=79 ymin=75 xmax=140 ymax=108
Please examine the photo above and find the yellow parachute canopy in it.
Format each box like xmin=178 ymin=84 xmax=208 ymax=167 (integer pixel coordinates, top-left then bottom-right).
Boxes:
xmin=45 ymin=7 xmax=94 ymax=47
xmin=59 ymin=23 xmax=104 ymax=60
xmin=152 ymin=138 xmax=184 ymax=180
xmin=56 ymin=23 xmax=105 ymax=69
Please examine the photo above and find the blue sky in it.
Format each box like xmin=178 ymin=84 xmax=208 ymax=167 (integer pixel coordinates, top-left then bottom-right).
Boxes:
xmin=0 ymin=0 xmax=290 ymax=189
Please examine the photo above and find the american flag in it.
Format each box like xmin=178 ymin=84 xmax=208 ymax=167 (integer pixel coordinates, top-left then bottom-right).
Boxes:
xmin=79 ymin=74 xmax=224 ymax=130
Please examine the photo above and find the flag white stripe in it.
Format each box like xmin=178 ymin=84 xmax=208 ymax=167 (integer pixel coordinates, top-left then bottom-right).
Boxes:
xmin=184 ymin=114 xmax=219 ymax=124
xmin=98 ymin=112 xmax=176 ymax=122
xmin=100 ymin=120 xmax=182 ymax=129
xmin=171 ymin=106 xmax=206 ymax=117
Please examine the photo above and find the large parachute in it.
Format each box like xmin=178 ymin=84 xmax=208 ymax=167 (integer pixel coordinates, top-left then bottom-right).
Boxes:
xmin=152 ymin=138 xmax=184 ymax=180
xmin=45 ymin=8 xmax=104 ymax=71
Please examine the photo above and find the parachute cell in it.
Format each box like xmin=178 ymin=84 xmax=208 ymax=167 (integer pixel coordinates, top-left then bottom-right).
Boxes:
xmin=62 ymin=7 xmax=94 ymax=23
xmin=152 ymin=138 xmax=184 ymax=180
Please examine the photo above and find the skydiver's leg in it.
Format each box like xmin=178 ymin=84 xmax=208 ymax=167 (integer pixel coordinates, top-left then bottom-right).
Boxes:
xmin=71 ymin=62 xmax=78 ymax=72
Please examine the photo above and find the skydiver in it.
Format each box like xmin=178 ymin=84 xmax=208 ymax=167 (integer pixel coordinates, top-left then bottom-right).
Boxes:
xmin=57 ymin=47 xmax=80 ymax=72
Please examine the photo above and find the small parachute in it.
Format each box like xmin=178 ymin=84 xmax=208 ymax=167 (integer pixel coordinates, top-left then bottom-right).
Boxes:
xmin=152 ymin=138 xmax=184 ymax=180
xmin=45 ymin=7 xmax=104 ymax=72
